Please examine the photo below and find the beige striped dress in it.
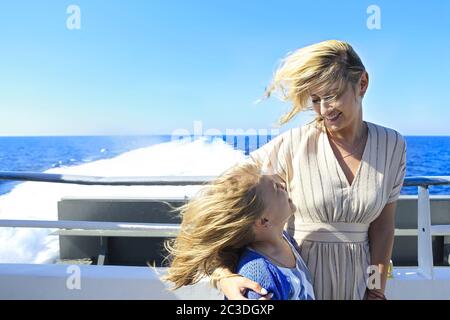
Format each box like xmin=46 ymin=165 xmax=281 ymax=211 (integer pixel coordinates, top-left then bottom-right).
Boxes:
xmin=245 ymin=120 xmax=407 ymax=300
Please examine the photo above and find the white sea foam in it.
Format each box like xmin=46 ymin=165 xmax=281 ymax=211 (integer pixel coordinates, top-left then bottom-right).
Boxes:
xmin=0 ymin=137 xmax=246 ymax=264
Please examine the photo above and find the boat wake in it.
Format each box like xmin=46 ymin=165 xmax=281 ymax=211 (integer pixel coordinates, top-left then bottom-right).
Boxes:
xmin=0 ymin=137 xmax=246 ymax=263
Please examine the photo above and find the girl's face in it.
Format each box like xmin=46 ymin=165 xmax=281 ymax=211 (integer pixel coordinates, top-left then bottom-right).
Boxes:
xmin=257 ymin=175 xmax=295 ymax=228
xmin=310 ymin=72 xmax=368 ymax=132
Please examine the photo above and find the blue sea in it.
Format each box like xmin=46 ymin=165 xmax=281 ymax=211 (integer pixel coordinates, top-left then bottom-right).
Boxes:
xmin=0 ymin=135 xmax=173 ymax=195
xmin=0 ymin=135 xmax=449 ymax=196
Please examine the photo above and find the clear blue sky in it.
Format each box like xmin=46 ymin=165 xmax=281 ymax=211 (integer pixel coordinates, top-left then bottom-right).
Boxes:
xmin=0 ymin=0 xmax=449 ymax=136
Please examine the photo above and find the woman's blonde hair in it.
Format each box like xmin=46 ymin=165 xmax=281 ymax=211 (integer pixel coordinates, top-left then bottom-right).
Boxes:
xmin=162 ymin=162 xmax=266 ymax=290
xmin=261 ymin=40 xmax=366 ymax=125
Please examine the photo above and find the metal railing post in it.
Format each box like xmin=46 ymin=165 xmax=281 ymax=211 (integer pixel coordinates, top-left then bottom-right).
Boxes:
xmin=417 ymin=185 xmax=434 ymax=279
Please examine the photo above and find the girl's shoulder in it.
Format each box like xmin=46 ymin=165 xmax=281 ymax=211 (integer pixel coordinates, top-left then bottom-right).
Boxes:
xmin=236 ymin=248 xmax=290 ymax=300
xmin=236 ymin=247 xmax=292 ymax=281
xmin=236 ymin=248 xmax=273 ymax=275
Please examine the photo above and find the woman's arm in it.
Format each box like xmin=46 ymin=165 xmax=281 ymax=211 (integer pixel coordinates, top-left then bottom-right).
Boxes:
xmin=366 ymin=201 xmax=397 ymax=299
xmin=366 ymin=132 xmax=407 ymax=300
xmin=213 ymin=267 xmax=273 ymax=300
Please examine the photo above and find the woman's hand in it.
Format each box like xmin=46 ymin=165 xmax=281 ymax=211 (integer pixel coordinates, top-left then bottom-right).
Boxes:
xmin=220 ymin=275 xmax=273 ymax=300
xmin=363 ymin=289 xmax=387 ymax=300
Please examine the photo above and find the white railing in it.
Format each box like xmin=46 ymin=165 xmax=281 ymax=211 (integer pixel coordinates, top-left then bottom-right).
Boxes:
xmin=0 ymin=171 xmax=215 ymax=185
xmin=0 ymin=219 xmax=180 ymax=237
xmin=1 ymin=172 xmax=450 ymax=279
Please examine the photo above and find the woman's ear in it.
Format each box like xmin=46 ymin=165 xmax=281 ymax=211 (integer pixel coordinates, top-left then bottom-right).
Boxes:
xmin=359 ymin=71 xmax=369 ymax=96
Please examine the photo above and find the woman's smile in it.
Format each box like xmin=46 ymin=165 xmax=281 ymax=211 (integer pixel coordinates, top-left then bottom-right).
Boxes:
xmin=325 ymin=111 xmax=341 ymax=120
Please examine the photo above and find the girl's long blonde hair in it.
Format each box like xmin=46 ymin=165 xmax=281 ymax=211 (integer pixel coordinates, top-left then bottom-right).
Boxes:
xmin=163 ymin=162 xmax=266 ymax=290
xmin=260 ymin=39 xmax=366 ymax=125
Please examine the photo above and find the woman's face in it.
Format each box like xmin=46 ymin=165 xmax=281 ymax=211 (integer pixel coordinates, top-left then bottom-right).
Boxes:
xmin=310 ymin=72 xmax=368 ymax=132
xmin=257 ymin=175 xmax=295 ymax=228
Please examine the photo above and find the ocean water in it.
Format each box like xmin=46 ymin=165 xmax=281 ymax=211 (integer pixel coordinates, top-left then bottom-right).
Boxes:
xmin=402 ymin=136 xmax=450 ymax=195
xmin=0 ymin=135 xmax=172 ymax=195
xmin=0 ymin=134 xmax=449 ymax=263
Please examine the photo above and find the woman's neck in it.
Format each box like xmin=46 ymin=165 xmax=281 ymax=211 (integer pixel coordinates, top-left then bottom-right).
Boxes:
xmin=326 ymin=113 xmax=365 ymax=145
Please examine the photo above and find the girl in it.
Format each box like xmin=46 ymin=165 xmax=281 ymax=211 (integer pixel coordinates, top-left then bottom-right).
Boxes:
xmin=163 ymin=163 xmax=315 ymax=300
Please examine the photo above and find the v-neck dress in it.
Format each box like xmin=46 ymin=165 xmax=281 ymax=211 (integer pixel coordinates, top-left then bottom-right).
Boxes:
xmin=245 ymin=120 xmax=407 ymax=300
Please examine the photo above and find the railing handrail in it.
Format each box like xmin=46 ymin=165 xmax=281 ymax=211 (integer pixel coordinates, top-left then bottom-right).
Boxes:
xmin=0 ymin=171 xmax=216 ymax=186
xmin=0 ymin=219 xmax=180 ymax=237
xmin=0 ymin=219 xmax=178 ymax=231
xmin=1 ymin=171 xmax=450 ymax=187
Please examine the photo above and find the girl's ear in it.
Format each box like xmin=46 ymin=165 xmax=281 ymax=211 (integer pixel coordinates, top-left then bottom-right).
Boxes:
xmin=260 ymin=217 xmax=270 ymax=227
xmin=254 ymin=217 xmax=269 ymax=228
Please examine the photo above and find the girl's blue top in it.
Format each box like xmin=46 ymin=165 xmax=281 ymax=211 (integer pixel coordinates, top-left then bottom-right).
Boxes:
xmin=235 ymin=231 xmax=315 ymax=300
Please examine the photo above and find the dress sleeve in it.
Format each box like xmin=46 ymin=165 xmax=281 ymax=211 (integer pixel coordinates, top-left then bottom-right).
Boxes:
xmin=387 ymin=135 xmax=407 ymax=204
xmin=243 ymin=131 xmax=291 ymax=184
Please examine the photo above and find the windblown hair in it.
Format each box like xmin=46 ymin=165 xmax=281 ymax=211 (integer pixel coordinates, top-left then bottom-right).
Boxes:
xmin=162 ymin=162 xmax=266 ymax=290
xmin=260 ymin=39 xmax=366 ymax=125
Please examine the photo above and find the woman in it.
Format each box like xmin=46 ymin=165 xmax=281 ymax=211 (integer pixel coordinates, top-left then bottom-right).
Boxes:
xmin=211 ymin=39 xmax=407 ymax=300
